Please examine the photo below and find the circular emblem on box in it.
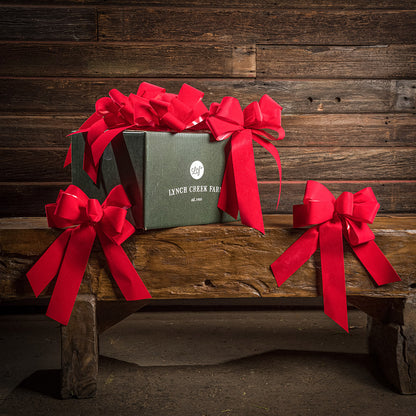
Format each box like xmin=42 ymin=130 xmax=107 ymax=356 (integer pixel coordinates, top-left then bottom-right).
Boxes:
xmin=190 ymin=160 xmax=204 ymax=180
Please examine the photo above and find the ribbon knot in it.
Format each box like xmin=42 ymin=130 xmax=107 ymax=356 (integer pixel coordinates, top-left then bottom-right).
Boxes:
xmin=206 ymin=95 xmax=285 ymax=234
xmin=26 ymin=185 xmax=151 ymax=325
xmin=335 ymin=192 xmax=354 ymax=217
xmin=64 ymin=82 xmax=209 ymax=184
xmin=87 ymin=198 xmax=104 ymax=223
xmin=271 ymin=180 xmax=400 ymax=332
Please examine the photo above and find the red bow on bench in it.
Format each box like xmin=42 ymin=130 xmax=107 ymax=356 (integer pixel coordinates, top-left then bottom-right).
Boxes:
xmin=26 ymin=185 xmax=151 ymax=325
xmin=271 ymin=181 xmax=401 ymax=331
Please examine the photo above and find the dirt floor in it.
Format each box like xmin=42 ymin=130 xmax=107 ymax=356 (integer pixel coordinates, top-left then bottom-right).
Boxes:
xmin=1 ymin=308 xmax=416 ymax=416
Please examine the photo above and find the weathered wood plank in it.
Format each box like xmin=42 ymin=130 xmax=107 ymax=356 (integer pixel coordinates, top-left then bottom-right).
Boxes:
xmin=257 ymin=45 xmax=416 ymax=79
xmin=280 ymin=114 xmax=416 ymax=147
xmin=256 ymin=147 xmax=416 ymax=181
xmin=1 ymin=147 xmax=414 ymax=182
xmin=368 ymin=297 xmax=416 ymax=394
xmin=103 ymin=216 xmax=416 ymax=300
xmin=98 ymin=8 xmax=416 ymax=44
xmin=1 ymin=79 xmax=415 ymax=114
xmin=8 ymin=1 xmax=416 ymax=9
xmin=0 ymin=43 xmax=255 ymax=78
xmin=61 ymin=294 xmax=98 ymax=399
xmin=0 ymin=183 xmax=70 ymax=217
xmin=0 ymin=215 xmax=414 ymax=301
xmin=1 ymin=181 xmax=415 ymax=218
xmin=1 ymin=113 xmax=415 ymax=148
xmin=0 ymin=149 xmax=70 ymax=182
xmin=0 ymin=7 xmax=97 ymax=41
xmin=0 ymin=116 xmax=82 ymax=148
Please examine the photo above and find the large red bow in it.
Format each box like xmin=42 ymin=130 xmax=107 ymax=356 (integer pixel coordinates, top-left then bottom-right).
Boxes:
xmin=271 ymin=181 xmax=401 ymax=331
xmin=205 ymin=95 xmax=285 ymax=234
xmin=26 ymin=185 xmax=151 ymax=325
xmin=65 ymin=82 xmax=208 ymax=183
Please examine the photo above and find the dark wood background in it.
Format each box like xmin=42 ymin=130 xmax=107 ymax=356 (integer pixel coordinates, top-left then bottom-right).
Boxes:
xmin=1 ymin=0 xmax=415 ymax=217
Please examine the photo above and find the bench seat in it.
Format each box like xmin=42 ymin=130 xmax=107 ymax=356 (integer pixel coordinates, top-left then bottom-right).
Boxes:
xmin=1 ymin=215 xmax=415 ymax=397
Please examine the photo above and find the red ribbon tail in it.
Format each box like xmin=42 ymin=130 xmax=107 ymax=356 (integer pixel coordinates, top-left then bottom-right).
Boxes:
xmin=252 ymin=134 xmax=282 ymax=210
xmin=218 ymin=142 xmax=239 ymax=220
xmin=351 ymin=240 xmax=401 ymax=285
xmin=46 ymin=225 xmax=96 ymax=325
xmin=26 ymin=229 xmax=72 ymax=297
xmin=98 ymin=231 xmax=151 ymax=300
xmin=83 ymin=137 xmax=99 ymax=184
xmin=271 ymin=227 xmax=319 ymax=286
xmin=64 ymin=144 xmax=72 ymax=167
xmin=91 ymin=126 xmax=133 ymax=166
xmin=232 ymin=130 xmax=264 ymax=233
xmin=319 ymin=220 xmax=349 ymax=332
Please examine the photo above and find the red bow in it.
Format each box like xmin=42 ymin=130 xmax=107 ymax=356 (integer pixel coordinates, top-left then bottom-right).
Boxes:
xmin=26 ymin=185 xmax=151 ymax=325
xmin=271 ymin=181 xmax=401 ymax=331
xmin=64 ymin=82 xmax=208 ymax=183
xmin=205 ymin=95 xmax=284 ymax=234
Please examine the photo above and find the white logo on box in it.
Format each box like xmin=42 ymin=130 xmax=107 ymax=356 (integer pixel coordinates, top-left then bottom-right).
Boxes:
xmin=190 ymin=160 xmax=204 ymax=180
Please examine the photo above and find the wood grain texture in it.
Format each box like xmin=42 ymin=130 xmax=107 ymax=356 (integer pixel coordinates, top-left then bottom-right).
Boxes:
xmin=257 ymin=147 xmax=416 ymax=181
xmin=8 ymin=1 xmax=416 ymax=8
xmin=0 ymin=43 xmax=256 ymax=78
xmin=98 ymin=8 xmax=416 ymax=45
xmin=1 ymin=146 xmax=415 ymax=183
xmin=2 ymin=79 xmax=415 ymax=114
xmin=61 ymin=294 xmax=98 ymax=399
xmin=0 ymin=149 xmax=70 ymax=182
xmin=1 ymin=181 xmax=415 ymax=217
xmin=368 ymin=298 xmax=416 ymax=394
xmin=0 ymin=183 xmax=70 ymax=216
xmin=0 ymin=2 xmax=415 ymax=222
xmin=0 ymin=7 xmax=97 ymax=41
xmin=0 ymin=116 xmax=83 ymax=148
xmin=257 ymin=45 xmax=416 ymax=79
xmin=1 ymin=113 xmax=415 ymax=148
xmin=280 ymin=114 xmax=416 ymax=147
xmin=0 ymin=215 xmax=415 ymax=301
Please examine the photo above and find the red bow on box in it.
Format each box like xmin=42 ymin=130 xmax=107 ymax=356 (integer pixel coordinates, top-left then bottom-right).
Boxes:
xmin=270 ymin=181 xmax=401 ymax=331
xmin=26 ymin=185 xmax=151 ymax=325
xmin=206 ymin=95 xmax=285 ymax=234
xmin=65 ymin=82 xmax=208 ymax=183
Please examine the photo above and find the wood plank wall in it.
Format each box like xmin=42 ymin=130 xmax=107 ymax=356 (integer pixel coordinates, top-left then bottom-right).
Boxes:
xmin=1 ymin=1 xmax=415 ymax=217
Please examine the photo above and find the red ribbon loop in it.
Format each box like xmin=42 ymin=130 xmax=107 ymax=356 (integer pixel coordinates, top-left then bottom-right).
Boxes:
xmin=206 ymin=95 xmax=285 ymax=234
xmin=271 ymin=180 xmax=401 ymax=332
xmin=65 ymin=82 xmax=209 ymax=184
xmin=26 ymin=185 xmax=151 ymax=325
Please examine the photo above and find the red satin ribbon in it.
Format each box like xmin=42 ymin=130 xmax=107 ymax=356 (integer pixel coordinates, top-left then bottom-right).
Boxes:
xmin=205 ymin=95 xmax=285 ymax=234
xmin=26 ymin=185 xmax=151 ymax=325
xmin=270 ymin=181 xmax=401 ymax=332
xmin=64 ymin=82 xmax=209 ymax=183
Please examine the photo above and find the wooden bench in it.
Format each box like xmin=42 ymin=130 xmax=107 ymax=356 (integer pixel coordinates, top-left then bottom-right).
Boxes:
xmin=1 ymin=215 xmax=415 ymax=397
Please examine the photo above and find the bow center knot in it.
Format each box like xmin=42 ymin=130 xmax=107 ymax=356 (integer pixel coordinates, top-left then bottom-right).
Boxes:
xmin=335 ymin=192 xmax=354 ymax=217
xmin=87 ymin=198 xmax=103 ymax=223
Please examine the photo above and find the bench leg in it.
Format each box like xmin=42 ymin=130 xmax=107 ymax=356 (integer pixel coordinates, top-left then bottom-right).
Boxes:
xmin=61 ymin=294 xmax=98 ymax=399
xmin=367 ymin=297 xmax=416 ymax=394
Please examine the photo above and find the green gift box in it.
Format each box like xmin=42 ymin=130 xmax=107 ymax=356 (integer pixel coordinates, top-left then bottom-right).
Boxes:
xmin=71 ymin=130 xmax=234 ymax=229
